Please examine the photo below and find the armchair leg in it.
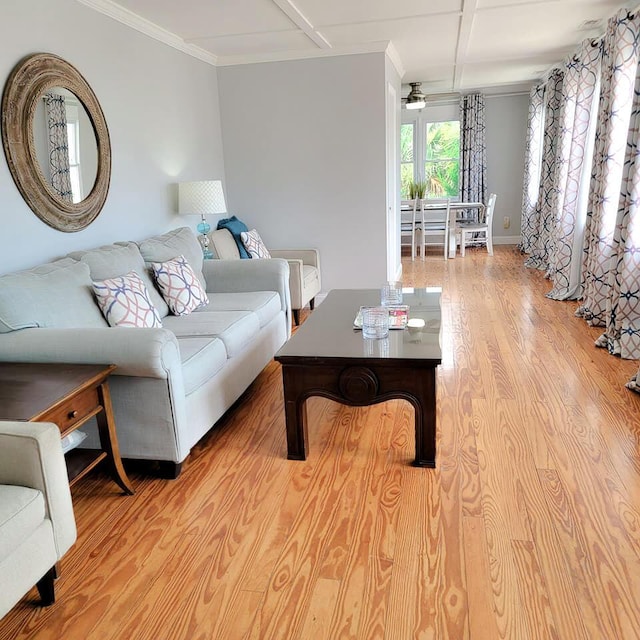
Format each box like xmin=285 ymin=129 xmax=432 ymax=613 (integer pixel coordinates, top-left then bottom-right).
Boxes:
xmin=36 ymin=566 xmax=57 ymax=606
xmin=293 ymin=309 xmax=300 ymax=326
xmin=309 ymin=298 xmax=315 ymax=311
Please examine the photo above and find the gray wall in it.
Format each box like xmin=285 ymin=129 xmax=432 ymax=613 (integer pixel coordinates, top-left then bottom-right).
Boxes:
xmin=0 ymin=0 xmax=225 ymax=275
xmin=218 ymin=53 xmax=389 ymax=292
xmin=485 ymin=93 xmax=529 ymax=241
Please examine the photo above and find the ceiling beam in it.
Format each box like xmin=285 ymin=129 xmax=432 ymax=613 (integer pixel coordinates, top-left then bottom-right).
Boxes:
xmin=271 ymin=0 xmax=331 ymax=49
xmin=453 ymin=0 xmax=479 ymax=90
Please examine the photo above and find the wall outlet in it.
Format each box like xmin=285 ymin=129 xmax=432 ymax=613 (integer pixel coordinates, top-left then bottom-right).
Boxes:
xmin=503 ymin=216 xmax=511 ymax=229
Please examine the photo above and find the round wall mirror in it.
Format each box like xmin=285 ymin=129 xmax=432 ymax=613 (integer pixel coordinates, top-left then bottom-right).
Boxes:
xmin=1 ymin=53 xmax=111 ymax=232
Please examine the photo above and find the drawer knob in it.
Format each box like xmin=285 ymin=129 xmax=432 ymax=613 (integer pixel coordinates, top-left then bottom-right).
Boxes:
xmin=68 ymin=410 xmax=78 ymax=420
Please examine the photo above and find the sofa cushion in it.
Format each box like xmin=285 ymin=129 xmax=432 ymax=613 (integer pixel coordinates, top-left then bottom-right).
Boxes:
xmin=198 ymin=292 xmax=281 ymax=329
xmin=177 ymin=337 xmax=227 ymax=395
xmin=208 ymin=229 xmax=240 ymax=260
xmin=93 ymin=271 xmax=163 ymax=328
xmin=241 ymin=229 xmax=271 ymax=259
xmin=151 ymin=256 xmax=209 ymax=316
xmin=69 ymin=242 xmax=169 ymax=318
xmin=162 ymin=310 xmax=260 ymax=357
xmin=138 ymin=227 xmax=206 ymax=289
xmin=217 ymin=216 xmax=251 ymax=259
xmin=0 ymin=485 xmax=45 ymax=558
xmin=0 ymin=259 xmax=107 ymax=333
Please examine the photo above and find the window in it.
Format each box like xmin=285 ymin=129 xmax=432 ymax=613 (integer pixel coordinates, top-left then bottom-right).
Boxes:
xmin=400 ymin=123 xmax=414 ymax=198
xmin=65 ymin=102 xmax=83 ymax=203
xmin=424 ymin=121 xmax=460 ymax=199
xmin=400 ymin=113 xmax=461 ymax=200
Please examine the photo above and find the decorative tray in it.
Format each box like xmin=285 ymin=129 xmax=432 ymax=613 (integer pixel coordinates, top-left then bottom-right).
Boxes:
xmin=353 ymin=305 xmax=409 ymax=330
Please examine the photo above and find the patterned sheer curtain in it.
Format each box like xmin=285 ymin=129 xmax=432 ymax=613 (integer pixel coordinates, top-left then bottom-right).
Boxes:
xmin=547 ymin=41 xmax=601 ymax=300
xmin=459 ymin=93 xmax=486 ymax=221
xmin=44 ymin=92 xmax=73 ymax=203
xmin=520 ymin=84 xmax=545 ymax=254
xmin=577 ymin=9 xmax=640 ymax=329
xmin=608 ymin=67 xmax=640 ymax=363
xmin=524 ymin=69 xmax=564 ymax=270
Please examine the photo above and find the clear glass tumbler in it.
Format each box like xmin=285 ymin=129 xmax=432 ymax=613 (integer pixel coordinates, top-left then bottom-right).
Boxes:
xmin=381 ymin=282 xmax=403 ymax=306
xmin=361 ymin=306 xmax=389 ymax=339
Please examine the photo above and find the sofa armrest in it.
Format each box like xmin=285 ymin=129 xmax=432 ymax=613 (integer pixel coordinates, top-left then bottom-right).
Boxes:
xmin=270 ymin=249 xmax=320 ymax=269
xmin=0 ymin=421 xmax=76 ymax=559
xmin=202 ymin=258 xmax=292 ymax=331
xmin=0 ymin=327 xmax=182 ymax=379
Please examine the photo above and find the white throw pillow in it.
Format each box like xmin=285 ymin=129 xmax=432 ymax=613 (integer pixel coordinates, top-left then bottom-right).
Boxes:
xmin=151 ymin=255 xmax=209 ymax=316
xmin=240 ymin=229 xmax=271 ymax=259
xmin=92 ymin=271 xmax=162 ymax=328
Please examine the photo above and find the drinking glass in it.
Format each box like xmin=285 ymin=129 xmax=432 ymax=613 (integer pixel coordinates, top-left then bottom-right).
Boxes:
xmin=381 ymin=282 xmax=403 ymax=306
xmin=361 ymin=306 xmax=389 ymax=339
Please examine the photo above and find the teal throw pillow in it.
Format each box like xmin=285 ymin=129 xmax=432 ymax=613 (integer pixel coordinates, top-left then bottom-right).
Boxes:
xmin=217 ymin=216 xmax=251 ymax=259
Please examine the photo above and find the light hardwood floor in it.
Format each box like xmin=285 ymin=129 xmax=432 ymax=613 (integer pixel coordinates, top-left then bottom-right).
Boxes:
xmin=2 ymin=246 xmax=640 ymax=639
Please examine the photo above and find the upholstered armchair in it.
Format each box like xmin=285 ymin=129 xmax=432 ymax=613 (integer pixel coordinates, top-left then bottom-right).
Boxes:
xmin=268 ymin=249 xmax=321 ymax=325
xmin=0 ymin=421 xmax=77 ymax=619
xmin=208 ymin=229 xmax=322 ymax=325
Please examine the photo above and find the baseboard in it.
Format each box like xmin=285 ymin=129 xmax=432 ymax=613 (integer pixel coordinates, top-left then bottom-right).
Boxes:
xmin=492 ymin=236 xmax=521 ymax=245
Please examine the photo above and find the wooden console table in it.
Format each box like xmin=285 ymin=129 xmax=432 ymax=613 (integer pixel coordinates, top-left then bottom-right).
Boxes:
xmin=0 ymin=362 xmax=134 ymax=494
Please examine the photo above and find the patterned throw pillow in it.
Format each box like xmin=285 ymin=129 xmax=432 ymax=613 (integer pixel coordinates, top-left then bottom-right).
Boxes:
xmin=240 ymin=229 xmax=271 ymax=259
xmin=151 ymin=255 xmax=209 ymax=316
xmin=92 ymin=271 xmax=162 ymax=328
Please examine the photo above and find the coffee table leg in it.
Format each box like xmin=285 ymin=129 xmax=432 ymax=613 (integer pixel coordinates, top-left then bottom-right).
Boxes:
xmin=413 ymin=369 xmax=437 ymax=467
xmin=282 ymin=366 xmax=308 ymax=460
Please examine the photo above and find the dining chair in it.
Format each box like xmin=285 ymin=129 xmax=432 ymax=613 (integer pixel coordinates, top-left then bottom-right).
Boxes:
xmin=459 ymin=193 xmax=497 ymax=256
xmin=418 ymin=199 xmax=450 ymax=260
xmin=400 ymin=199 xmax=419 ymax=260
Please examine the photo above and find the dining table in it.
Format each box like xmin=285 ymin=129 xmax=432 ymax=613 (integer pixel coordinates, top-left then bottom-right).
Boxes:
xmin=418 ymin=200 xmax=486 ymax=258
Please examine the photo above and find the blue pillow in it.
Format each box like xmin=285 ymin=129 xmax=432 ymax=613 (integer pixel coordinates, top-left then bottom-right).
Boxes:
xmin=216 ymin=216 xmax=251 ymax=259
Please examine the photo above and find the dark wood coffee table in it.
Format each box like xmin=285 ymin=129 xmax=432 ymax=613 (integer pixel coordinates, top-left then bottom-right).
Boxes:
xmin=275 ymin=288 xmax=442 ymax=467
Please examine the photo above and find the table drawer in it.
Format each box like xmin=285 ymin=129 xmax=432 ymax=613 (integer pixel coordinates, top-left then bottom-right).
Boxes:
xmin=41 ymin=386 xmax=101 ymax=433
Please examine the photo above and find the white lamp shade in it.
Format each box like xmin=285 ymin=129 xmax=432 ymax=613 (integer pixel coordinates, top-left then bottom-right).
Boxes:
xmin=178 ymin=180 xmax=227 ymax=216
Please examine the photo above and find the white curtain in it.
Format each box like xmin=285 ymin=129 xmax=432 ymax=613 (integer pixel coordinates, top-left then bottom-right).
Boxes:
xmin=547 ymin=41 xmax=601 ymax=300
xmin=44 ymin=92 xmax=73 ymax=203
xmin=459 ymin=93 xmax=486 ymax=221
xmin=520 ymin=84 xmax=546 ymax=254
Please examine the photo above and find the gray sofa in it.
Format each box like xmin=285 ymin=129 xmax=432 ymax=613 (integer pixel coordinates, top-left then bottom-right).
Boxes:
xmin=0 ymin=227 xmax=290 ymax=477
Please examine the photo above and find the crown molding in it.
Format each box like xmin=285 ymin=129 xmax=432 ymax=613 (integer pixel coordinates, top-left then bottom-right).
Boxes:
xmin=75 ymin=0 xmax=218 ymax=66
xmin=76 ymin=0 xmax=404 ymax=71
xmin=216 ymin=41 xmax=391 ymax=67
xmin=385 ymin=42 xmax=405 ymax=79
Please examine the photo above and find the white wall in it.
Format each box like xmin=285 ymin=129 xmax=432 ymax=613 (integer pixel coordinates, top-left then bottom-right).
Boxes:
xmin=402 ymin=92 xmax=529 ymax=242
xmin=0 ymin=0 xmax=225 ymax=275
xmin=385 ymin=54 xmax=402 ymax=282
xmin=218 ymin=53 xmax=389 ymax=292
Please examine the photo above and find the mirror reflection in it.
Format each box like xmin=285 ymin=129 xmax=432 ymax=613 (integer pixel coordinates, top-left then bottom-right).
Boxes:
xmin=32 ymin=87 xmax=98 ymax=204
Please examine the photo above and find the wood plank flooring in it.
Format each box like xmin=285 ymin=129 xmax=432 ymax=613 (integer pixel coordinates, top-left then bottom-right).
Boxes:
xmin=2 ymin=246 xmax=640 ymax=639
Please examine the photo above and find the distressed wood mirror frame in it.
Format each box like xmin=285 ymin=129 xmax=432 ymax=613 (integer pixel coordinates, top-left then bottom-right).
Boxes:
xmin=1 ymin=53 xmax=111 ymax=232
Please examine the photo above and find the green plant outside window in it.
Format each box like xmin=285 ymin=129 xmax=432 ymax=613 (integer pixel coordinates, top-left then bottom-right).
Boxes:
xmin=424 ymin=121 xmax=460 ymax=199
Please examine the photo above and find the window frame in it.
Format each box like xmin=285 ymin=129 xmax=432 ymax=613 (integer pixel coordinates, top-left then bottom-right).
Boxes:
xmin=401 ymin=106 xmax=461 ymax=202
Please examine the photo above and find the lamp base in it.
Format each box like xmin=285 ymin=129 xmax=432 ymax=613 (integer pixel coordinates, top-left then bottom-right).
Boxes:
xmin=196 ymin=216 xmax=213 ymax=260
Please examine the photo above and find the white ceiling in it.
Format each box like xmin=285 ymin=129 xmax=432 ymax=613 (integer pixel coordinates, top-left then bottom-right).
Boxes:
xmin=82 ymin=0 xmax=628 ymax=95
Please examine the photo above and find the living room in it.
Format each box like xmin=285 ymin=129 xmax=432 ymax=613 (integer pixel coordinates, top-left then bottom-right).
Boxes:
xmin=2 ymin=0 xmax=640 ymax=638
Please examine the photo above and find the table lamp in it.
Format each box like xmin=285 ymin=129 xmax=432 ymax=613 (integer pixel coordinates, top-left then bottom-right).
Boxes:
xmin=178 ymin=180 xmax=227 ymax=259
